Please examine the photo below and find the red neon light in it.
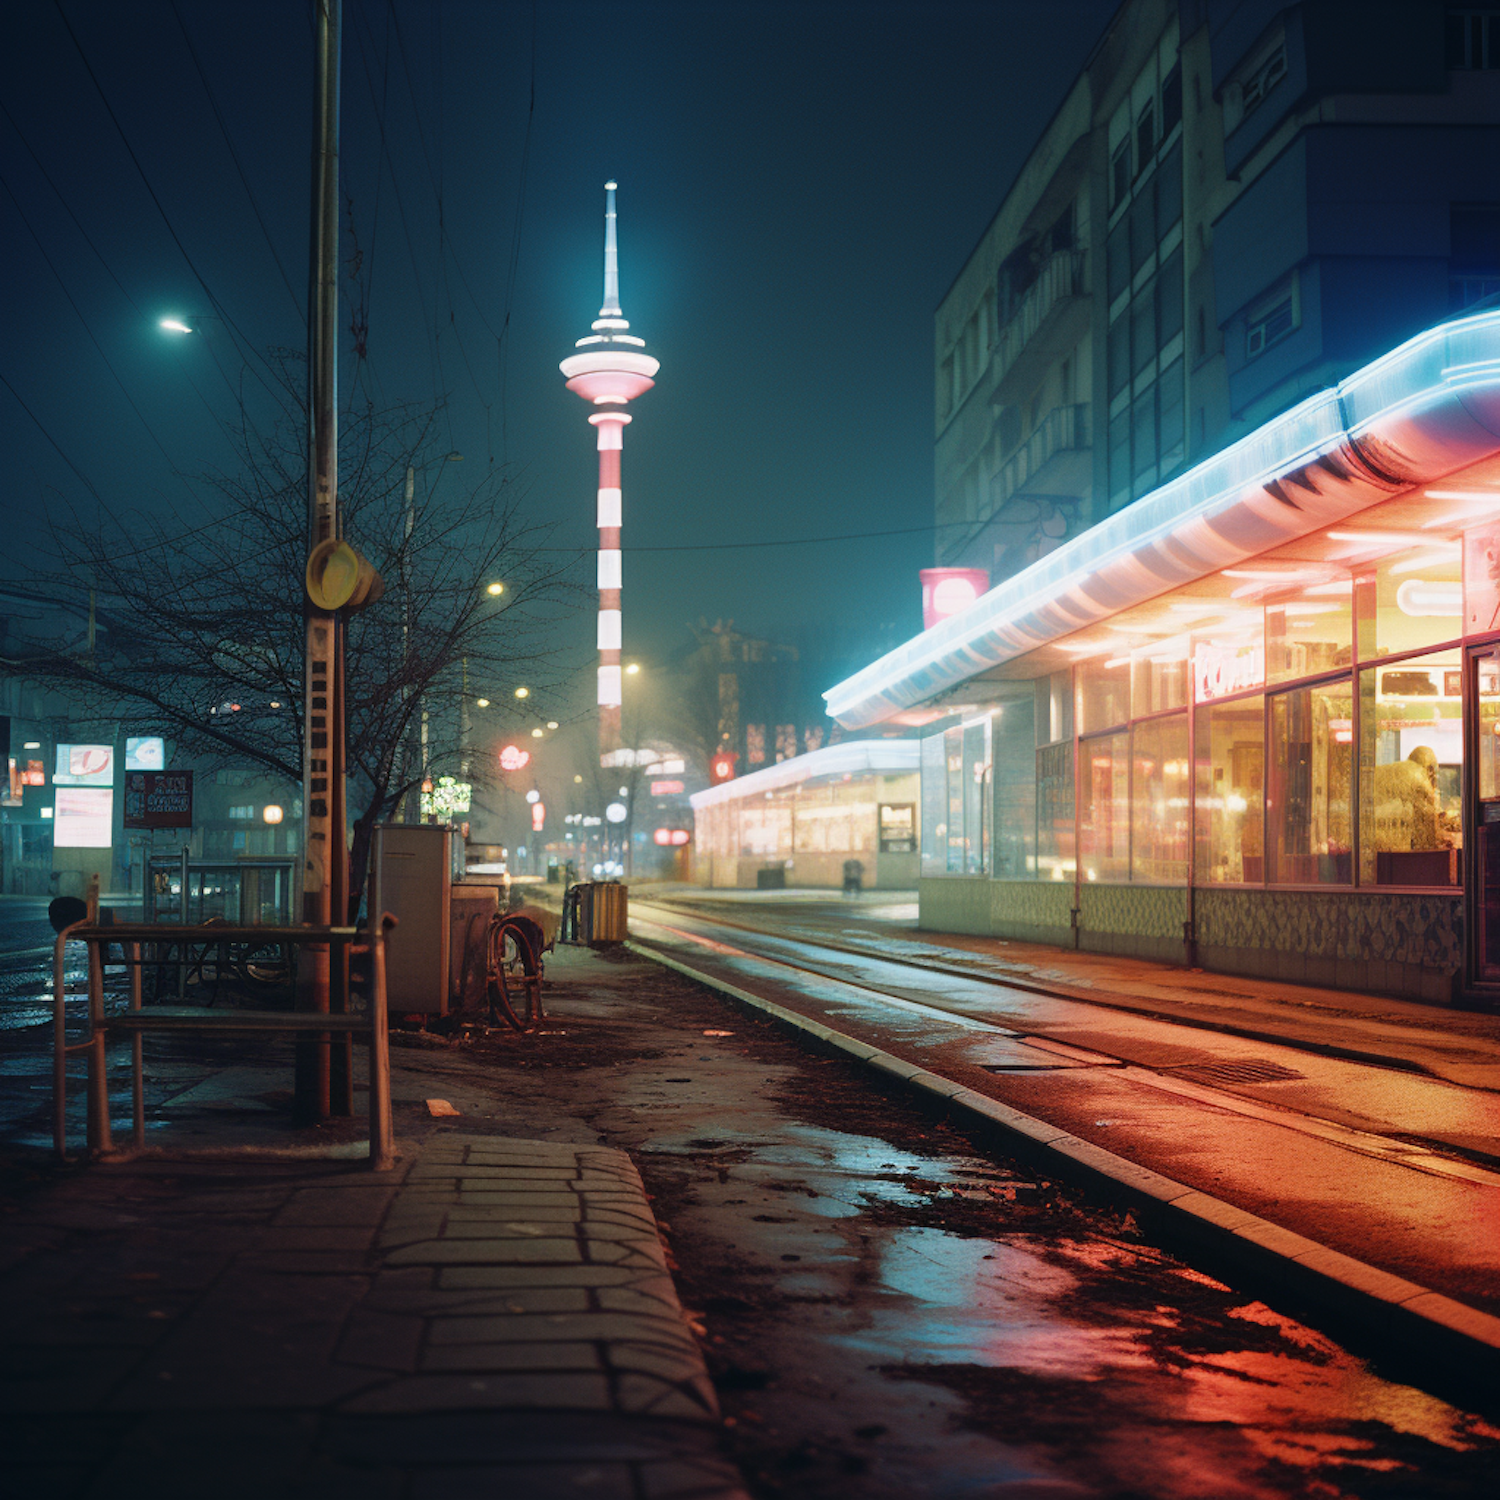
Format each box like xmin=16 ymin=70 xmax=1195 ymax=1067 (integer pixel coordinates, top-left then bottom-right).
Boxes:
xmin=531 ymin=802 xmax=546 ymax=831
xmin=499 ymin=745 xmax=531 ymax=772
xmin=650 ymin=779 xmax=684 ymax=795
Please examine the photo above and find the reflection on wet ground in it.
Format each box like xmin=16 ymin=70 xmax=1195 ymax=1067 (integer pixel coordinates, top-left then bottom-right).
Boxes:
xmin=629 ymin=1059 xmax=1500 ymax=1499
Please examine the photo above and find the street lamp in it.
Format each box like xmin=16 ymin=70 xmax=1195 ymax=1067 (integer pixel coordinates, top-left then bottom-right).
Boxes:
xmin=159 ymin=317 xmax=196 ymax=335
xmin=475 ymin=697 xmax=490 ymax=708
xmin=514 ymin=687 xmax=530 ymax=700
xmin=486 ymin=582 xmax=505 ymax=596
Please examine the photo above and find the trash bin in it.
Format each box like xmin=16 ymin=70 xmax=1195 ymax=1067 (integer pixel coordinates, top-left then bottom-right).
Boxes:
xmin=757 ymin=866 xmax=786 ymax=890
xmin=592 ymin=882 xmax=628 ymax=944
xmin=546 ymin=860 xmax=560 ymax=884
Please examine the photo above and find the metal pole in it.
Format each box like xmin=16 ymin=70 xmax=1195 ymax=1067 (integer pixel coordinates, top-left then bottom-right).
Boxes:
xmin=297 ymin=0 xmax=342 ymax=1122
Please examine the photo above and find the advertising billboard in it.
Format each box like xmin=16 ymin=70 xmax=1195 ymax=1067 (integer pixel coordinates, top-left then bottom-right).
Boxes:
xmin=125 ymin=736 xmax=165 ymax=771
xmin=54 ymin=787 xmax=113 ymax=847
xmin=53 ymin=744 xmax=114 ymax=786
xmin=123 ymin=771 xmax=194 ymax=830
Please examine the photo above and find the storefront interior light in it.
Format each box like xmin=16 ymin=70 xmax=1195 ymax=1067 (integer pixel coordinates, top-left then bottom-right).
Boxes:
xmin=1395 ymin=579 xmax=1463 ymax=617
xmin=1390 ymin=547 xmax=1461 ymax=574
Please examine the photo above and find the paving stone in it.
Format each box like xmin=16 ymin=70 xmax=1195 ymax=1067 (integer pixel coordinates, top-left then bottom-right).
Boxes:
xmin=339 ymin=1371 xmax=613 ymax=1413
xmin=420 ymin=1339 xmax=604 ymax=1373
xmin=582 ymin=1239 xmax=668 ymax=1270
xmin=273 ymin=1187 xmax=395 ymax=1228
xmin=408 ymin=1461 xmax=635 ymax=1500
xmin=639 ymin=1456 xmax=755 ymax=1500
xmin=333 ymin=1308 xmax=424 ymax=1372
xmin=613 ymin=1371 xmax=719 ymax=1422
xmin=436 ymin=1264 xmax=642 ymax=1291
xmin=427 ymin=1310 xmax=699 ymax=1348
xmin=385 ymin=1237 xmax=584 ymax=1266
xmin=594 ymin=1279 xmax=688 ymax=1316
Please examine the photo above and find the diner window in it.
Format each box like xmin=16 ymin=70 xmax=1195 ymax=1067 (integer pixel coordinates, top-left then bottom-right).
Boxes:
xmin=1077 ymin=655 xmax=1131 ymax=733
xmin=1132 ymin=715 xmax=1189 ymax=882
xmin=1037 ymin=740 xmax=1076 ymax=881
xmin=993 ymin=696 xmax=1037 ymax=879
xmin=1359 ymin=653 xmax=1462 ymax=887
xmin=1036 ymin=669 xmax=1074 ymax=746
xmin=1132 ymin=649 xmax=1188 ymax=716
xmin=1080 ymin=732 xmax=1130 ymax=882
xmin=1359 ymin=546 xmax=1463 ymax=660
xmin=1266 ymin=586 xmax=1352 ymax=684
xmin=920 ymin=734 xmax=947 ymax=877
xmin=962 ymin=719 xmax=992 ymax=875
xmin=1194 ymin=696 xmax=1265 ymax=884
xmin=1267 ymin=679 xmax=1353 ymax=884
xmin=740 ymin=799 xmax=791 ymax=861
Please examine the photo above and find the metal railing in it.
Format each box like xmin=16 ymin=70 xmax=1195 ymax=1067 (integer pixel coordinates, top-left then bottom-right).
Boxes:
xmin=994 ymin=250 xmax=1088 ymax=389
xmin=996 ymin=403 xmax=1090 ymax=507
xmin=53 ymin=917 xmax=396 ymax=1169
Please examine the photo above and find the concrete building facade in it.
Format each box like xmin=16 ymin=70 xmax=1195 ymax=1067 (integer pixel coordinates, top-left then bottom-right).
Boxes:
xmin=936 ymin=0 xmax=1500 ymax=584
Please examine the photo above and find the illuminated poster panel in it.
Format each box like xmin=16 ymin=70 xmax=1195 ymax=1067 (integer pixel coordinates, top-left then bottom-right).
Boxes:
xmin=54 ymin=787 xmax=113 ymax=847
xmin=125 ymin=737 xmax=165 ymax=771
xmin=54 ymin=744 xmax=114 ymax=786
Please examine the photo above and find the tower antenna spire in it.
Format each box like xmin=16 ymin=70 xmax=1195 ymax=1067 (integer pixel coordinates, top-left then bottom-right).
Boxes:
xmin=600 ymin=180 xmax=622 ymax=319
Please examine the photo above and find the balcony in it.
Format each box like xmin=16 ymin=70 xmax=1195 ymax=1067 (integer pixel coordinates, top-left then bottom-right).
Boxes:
xmin=996 ymin=403 xmax=1091 ymax=509
xmin=992 ymin=250 xmax=1090 ymax=404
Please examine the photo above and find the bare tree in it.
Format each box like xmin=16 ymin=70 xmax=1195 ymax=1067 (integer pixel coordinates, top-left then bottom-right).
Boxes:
xmin=23 ymin=369 xmax=582 ymax=915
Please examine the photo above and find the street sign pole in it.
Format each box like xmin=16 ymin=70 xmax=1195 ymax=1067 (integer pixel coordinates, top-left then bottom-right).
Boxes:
xmin=296 ymin=0 xmax=344 ymax=1123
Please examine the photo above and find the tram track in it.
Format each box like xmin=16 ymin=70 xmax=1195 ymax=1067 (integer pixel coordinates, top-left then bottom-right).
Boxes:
xmin=629 ymin=903 xmax=1500 ymax=1187
xmin=624 ymin=902 xmax=1500 ymax=1377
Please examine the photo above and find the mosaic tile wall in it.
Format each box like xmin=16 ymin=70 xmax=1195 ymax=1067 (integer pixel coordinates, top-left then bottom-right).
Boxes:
xmin=918 ymin=877 xmax=1464 ymax=1005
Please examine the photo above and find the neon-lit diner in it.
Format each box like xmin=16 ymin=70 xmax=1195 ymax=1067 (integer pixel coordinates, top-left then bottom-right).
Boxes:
xmin=826 ymin=312 xmax=1500 ymax=1006
xmin=692 ymin=740 xmax=919 ymax=890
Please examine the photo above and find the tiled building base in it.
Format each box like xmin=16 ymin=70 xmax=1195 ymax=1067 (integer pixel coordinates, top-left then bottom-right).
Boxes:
xmin=919 ymin=877 xmax=1464 ymax=1006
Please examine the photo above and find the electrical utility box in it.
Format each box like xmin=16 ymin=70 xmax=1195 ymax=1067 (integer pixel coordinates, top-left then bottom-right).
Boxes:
xmin=372 ymin=824 xmax=451 ymax=1015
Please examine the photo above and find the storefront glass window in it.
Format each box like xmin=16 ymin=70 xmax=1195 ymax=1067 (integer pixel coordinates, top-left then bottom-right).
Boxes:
xmin=1267 ymin=678 xmax=1353 ymax=884
xmin=1267 ymin=585 xmax=1352 ymax=685
xmin=1194 ymin=696 xmax=1265 ymax=883
xmin=1079 ymin=731 xmax=1130 ymax=882
xmin=1036 ymin=740 xmax=1075 ymax=881
xmin=1131 ymin=650 xmax=1188 ymax=715
xmin=1358 ymin=651 xmax=1462 ymax=886
xmin=1077 ymin=656 xmax=1131 ymax=733
xmin=993 ymin=696 xmax=1036 ymax=878
xmin=1131 ymin=714 xmax=1189 ymax=881
xmin=962 ymin=719 xmax=992 ymax=875
xmin=1363 ymin=547 xmax=1463 ymax=659
xmin=920 ymin=734 xmax=946 ymax=878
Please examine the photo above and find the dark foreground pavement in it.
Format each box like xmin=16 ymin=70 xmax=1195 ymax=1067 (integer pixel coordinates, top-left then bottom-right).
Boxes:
xmin=5 ymin=942 xmax=1500 ymax=1498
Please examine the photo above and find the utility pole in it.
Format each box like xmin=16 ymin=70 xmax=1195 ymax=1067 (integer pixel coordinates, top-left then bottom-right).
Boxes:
xmin=296 ymin=0 xmax=344 ymax=1123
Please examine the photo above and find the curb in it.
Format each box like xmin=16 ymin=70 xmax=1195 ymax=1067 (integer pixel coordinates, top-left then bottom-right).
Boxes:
xmin=626 ymin=936 xmax=1500 ymax=1393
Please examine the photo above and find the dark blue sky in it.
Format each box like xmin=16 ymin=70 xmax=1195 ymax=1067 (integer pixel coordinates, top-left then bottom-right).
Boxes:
xmin=2 ymin=0 xmax=1119 ymax=691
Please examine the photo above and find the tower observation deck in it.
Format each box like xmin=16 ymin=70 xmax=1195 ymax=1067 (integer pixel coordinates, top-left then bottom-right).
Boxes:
xmin=560 ymin=181 xmax=659 ymax=755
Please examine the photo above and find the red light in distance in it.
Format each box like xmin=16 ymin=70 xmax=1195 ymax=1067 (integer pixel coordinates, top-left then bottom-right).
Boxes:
xmin=651 ymin=779 xmax=684 ymax=795
xmin=499 ymin=745 xmax=531 ymax=772
xmin=654 ymin=828 xmax=691 ymax=846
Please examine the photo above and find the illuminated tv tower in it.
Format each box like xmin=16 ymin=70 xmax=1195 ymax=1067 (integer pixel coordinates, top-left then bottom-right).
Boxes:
xmin=560 ymin=181 xmax=659 ymax=755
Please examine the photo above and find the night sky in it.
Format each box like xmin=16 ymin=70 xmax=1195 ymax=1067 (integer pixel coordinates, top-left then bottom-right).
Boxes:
xmin=3 ymin=0 xmax=1119 ymax=702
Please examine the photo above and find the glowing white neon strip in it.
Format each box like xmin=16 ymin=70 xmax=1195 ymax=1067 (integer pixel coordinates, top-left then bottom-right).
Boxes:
xmin=598 ymin=550 xmax=622 ymax=590
xmin=598 ymin=665 xmax=622 ymax=707
xmin=825 ymin=309 xmax=1500 ymax=728
xmin=597 ymin=609 xmax=622 ymax=650
xmin=598 ymin=488 xmax=622 ymax=527
xmin=689 ymin=740 xmax=921 ymax=810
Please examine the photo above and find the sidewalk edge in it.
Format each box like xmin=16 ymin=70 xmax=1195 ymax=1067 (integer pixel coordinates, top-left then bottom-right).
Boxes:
xmin=626 ymin=937 xmax=1500 ymax=1385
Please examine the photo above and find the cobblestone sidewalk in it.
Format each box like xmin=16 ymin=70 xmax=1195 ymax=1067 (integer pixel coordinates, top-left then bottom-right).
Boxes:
xmin=1 ymin=1133 xmax=747 ymax=1500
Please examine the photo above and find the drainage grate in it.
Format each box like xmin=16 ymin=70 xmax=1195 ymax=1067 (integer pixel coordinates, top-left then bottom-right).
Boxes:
xmin=1168 ymin=1059 xmax=1305 ymax=1087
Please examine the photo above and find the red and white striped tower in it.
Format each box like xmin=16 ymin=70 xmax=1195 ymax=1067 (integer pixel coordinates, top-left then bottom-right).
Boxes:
xmin=560 ymin=181 xmax=659 ymax=756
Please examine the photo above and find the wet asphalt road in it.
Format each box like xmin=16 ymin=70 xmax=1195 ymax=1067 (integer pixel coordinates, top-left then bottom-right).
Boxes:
xmin=1 ymin=927 xmax=1498 ymax=1496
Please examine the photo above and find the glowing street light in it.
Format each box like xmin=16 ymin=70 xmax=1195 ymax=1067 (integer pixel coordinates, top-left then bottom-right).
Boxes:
xmin=159 ymin=317 xmax=195 ymax=334
xmin=531 ymin=727 xmax=544 ymax=738
xmin=625 ymin=662 xmax=641 ymax=676
xmin=475 ymin=697 xmax=490 ymax=708
xmin=486 ymin=582 xmax=504 ymax=597
xmin=546 ymin=720 xmax=559 ymax=729
xmin=514 ymin=687 xmax=530 ymax=699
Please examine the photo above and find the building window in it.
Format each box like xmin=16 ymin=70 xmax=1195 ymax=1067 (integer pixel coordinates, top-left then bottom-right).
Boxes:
xmin=1111 ymin=140 xmax=1131 ymax=211
xmin=1240 ymin=42 xmax=1287 ymax=116
xmin=993 ymin=695 xmax=1037 ymax=878
xmin=1036 ymin=739 xmax=1075 ymax=881
xmin=1135 ymin=101 xmax=1156 ymax=176
xmin=1194 ymin=696 xmax=1266 ymax=884
xmin=1450 ymin=204 xmax=1500 ymax=310
xmin=1080 ymin=731 xmax=1130 ymax=882
xmin=1131 ymin=714 xmax=1190 ymax=883
xmin=1447 ymin=9 xmax=1500 ymax=69
xmin=1267 ymin=678 xmax=1353 ymax=885
xmin=1246 ymin=275 xmax=1299 ymax=360
xmin=1359 ymin=651 xmax=1462 ymax=887
xmin=919 ymin=720 xmax=991 ymax=877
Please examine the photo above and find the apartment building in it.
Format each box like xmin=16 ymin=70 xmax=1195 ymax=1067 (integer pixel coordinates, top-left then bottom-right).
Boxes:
xmin=936 ymin=0 xmax=1500 ymax=583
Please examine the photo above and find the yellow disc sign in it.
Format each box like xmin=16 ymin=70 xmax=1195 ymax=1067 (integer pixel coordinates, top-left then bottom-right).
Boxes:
xmin=305 ymin=538 xmax=384 ymax=611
